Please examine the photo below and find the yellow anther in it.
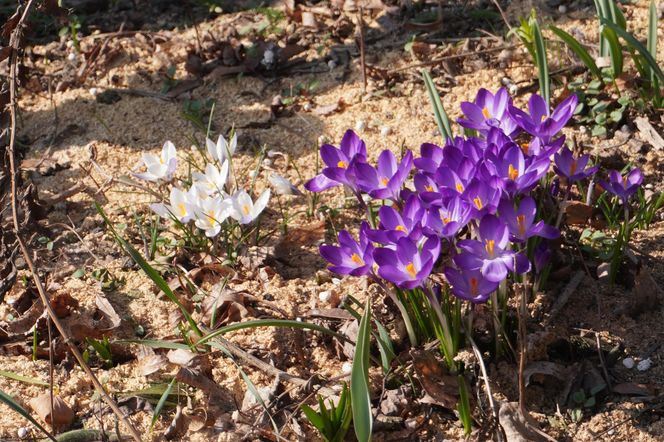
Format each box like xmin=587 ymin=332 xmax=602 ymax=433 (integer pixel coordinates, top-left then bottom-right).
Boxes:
xmin=406 ymin=262 xmax=417 ymax=278
xmin=520 ymin=143 xmax=529 ymax=154
xmin=351 ymin=253 xmax=364 ymax=266
xmin=508 ymin=164 xmax=519 ymax=181
xmin=381 ymin=177 xmax=389 ymax=186
xmin=395 ymin=225 xmax=407 ymax=233
xmin=485 ymin=239 xmax=495 ymax=258
xmin=177 ymin=202 xmax=187 ymax=216
xmin=337 ymin=161 xmax=348 ymax=168
xmin=242 ymin=205 xmax=251 ymax=215
xmin=456 ymin=183 xmax=465 ymax=193
xmin=516 ymin=214 xmax=526 ymax=237
xmin=473 ymin=197 xmax=483 ymax=209
xmin=482 ymin=107 xmax=492 ymax=119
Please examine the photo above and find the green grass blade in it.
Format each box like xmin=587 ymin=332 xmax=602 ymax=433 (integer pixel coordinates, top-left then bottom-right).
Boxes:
xmin=457 ymin=376 xmax=473 ymax=435
xmin=0 ymin=370 xmax=48 ymax=387
xmin=301 ymin=404 xmax=326 ymax=434
xmin=594 ymin=0 xmax=608 ymax=56
xmin=532 ymin=19 xmax=550 ymax=107
xmin=196 ymin=319 xmax=353 ymax=347
xmin=150 ymin=378 xmax=176 ymax=430
xmin=601 ymin=26 xmax=623 ymax=78
xmin=351 ymin=300 xmax=372 ymax=442
xmin=550 ymin=26 xmax=602 ymax=79
xmin=0 ymin=389 xmax=56 ymax=441
xmin=96 ymin=203 xmax=202 ymax=337
xmin=422 ymin=70 xmax=454 ymax=142
xmin=373 ymin=319 xmax=395 ymax=374
xmin=602 ymin=18 xmax=664 ymax=83
xmin=648 ymin=0 xmax=658 ymax=86
xmin=114 ymin=339 xmax=191 ymax=350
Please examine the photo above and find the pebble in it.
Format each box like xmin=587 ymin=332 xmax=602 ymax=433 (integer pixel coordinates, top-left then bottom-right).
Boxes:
xmin=380 ymin=126 xmax=391 ymax=137
xmin=303 ymin=102 xmax=312 ymax=112
xmin=622 ymin=357 xmax=635 ymax=369
xmin=319 ymin=290 xmax=332 ymax=302
xmin=342 ymin=362 xmax=352 ymax=374
xmin=67 ymin=52 xmax=76 ymax=61
xmin=645 ymin=183 xmax=654 ymax=190
xmin=17 ymin=428 xmax=29 ymax=439
xmin=355 ymin=120 xmax=367 ymax=132
xmin=328 ymin=60 xmax=337 ymax=70
xmin=637 ymin=358 xmax=653 ymax=371
xmin=89 ymin=87 xmax=98 ymax=96
xmin=597 ymin=262 xmax=611 ymax=284
xmin=558 ymin=5 xmax=568 ymax=13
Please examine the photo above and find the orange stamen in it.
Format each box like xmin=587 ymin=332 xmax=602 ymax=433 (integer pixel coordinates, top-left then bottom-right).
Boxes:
xmin=485 ymin=239 xmax=495 ymax=258
xmin=508 ymin=164 xmax=519 ymax=181
xmin=406 ymin=262 xmax=417 ymax=278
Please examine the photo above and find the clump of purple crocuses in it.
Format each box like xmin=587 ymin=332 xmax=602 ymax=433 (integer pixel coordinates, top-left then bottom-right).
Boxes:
xmin=307 ymin=88 xmax=643 ymax=331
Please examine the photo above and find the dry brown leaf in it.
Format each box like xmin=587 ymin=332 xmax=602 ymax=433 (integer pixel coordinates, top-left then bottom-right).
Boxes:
xmin=562 ymin=201 xmax=592 ymax=225
xmin=612 ymin=382 xmax=654 ymax=396
xmin=167 ymin=348 xmax=198 ymax=367
xmin=50 ymin=292 xmax=78 ymax=318
xmin=202 ymin=287 xmax=249 ymax=329
xmin=498 ymin=402 xmax=550 ymax=442
xmin=524 ymin=361 xmax=569 ymax=387
xmin=95 ymin=293 xmax=121 ymax=329
xmin=138 ymin=354 xmax=169 ymax=376
xmin=176 ymin=367 xmax=226 ymax=403
xmin=313 ymin=99 xmax=345 ymax=116
xmin=29 ymin=394 xmax=75 ymax=429
xmin=412 ymin=350 xmax=459 ymax=410
xmin=164 ymin=404 xmax=186 ymax=440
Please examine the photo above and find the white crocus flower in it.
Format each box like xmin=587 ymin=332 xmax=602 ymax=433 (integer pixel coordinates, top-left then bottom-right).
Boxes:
xmin=150 ymin=187 xmax=198 ymax=223
xmin=229 ymin=189 xmax=271 ymax=224
xmin=134 ymin=141 xmax=177 ymax=181
xmin=193 ymin=195 xmax=232 ymax=237
xmin=192 ymin=161 xmax=229 ymax=196
xmin=206 ymin=132 xmax=237 ymax=164
xmin=268 ymin=173 xmax=302 ymax=196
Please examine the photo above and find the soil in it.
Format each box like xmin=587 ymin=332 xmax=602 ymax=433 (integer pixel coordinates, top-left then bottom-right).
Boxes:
xmin=1 ymin=0 xmax=664 ymax=441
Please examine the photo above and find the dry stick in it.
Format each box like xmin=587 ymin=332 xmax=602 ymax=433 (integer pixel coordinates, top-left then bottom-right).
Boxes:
xmin=356 ymin=7 xmax=367 ymax=93
xmin=211 ymin=336 xmax=337 ymax=397
xmin=490 ymin=0 xmax=512 ymax=33
xmin=389 ymin=44 xmax=517 ymax=74
xmin=6 ymin=3 xmax=143 ymax=441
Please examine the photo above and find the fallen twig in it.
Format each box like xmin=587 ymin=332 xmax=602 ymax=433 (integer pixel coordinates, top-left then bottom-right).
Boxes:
xmin=6 ymin=2 xmax=143 ymax=441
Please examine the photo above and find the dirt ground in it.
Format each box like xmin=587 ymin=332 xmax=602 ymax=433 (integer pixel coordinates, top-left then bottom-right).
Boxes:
xmin=1 ymin=0 xmax=664 ymax=440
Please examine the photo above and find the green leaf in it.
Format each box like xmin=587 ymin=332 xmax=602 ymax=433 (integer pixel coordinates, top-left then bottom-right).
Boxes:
xmin=96 ymin=203 xmax=202 ymax=337
xmin=532 ymin=19 xmax=550 ymax=107
xmin=0 ymin=369 xmax=48 ymax=387
xmin=373 ymin=319 xmax=395 ymax=374
xmin=648 ymin=0 xmax=658 ymax=86
xmin=351 ymin=300 xmax=372 ymax=442
xmin=301 ymin=404 xmax=327 ymax=434
xmin=71 ymin=268 xmax=85 ymax=279
xmin=550 ymin=26 xmax=602 ymax=79
xmin=457 ymin=376 xmax=473 ymax=435
xmin=591 ymin=125 xmax=607 ymax=137
xmin=422 ymin=70 xmax=454 ymax=142
xmin=0 ymin=389 xmax=56 ymax=441
xmin=609 ymin=110 xmax=623 ymax=123
xmin=602 ymin=26 xmax=623 ymax=78
xmin=151 ymin=378 xmax=176 ymax=430
xmin=114 ymin=339 xmax=191 ymax=350
xmin=602 ymin=18 xmax=664 ymax=83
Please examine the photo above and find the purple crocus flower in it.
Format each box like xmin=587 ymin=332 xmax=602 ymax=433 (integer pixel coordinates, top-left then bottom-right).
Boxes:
xmin=305 ymin=130 xmax=367 ymax=192
xmin=457 ymin=88 xmax=519 ymax=137
xmin=455 ymin=215 xmax=516 ymax=282
xmin=414 ymin=143 xmax=445 ymax=175
xmin=374 ymin=235 xmax=441 ymax=289
xmin=425 ymin=196 xmax=473 ymax=238
xmin=553 ymin=146 xmax=599 ymax=183
xmin=485 ymin=144 xmax=550 ymax=195
xmin=444 ymin=267 xmax=499 ymax=303
xmin=598 ymin=168 xmax=644 ymax=202
xmin=368 ymin=194 xmax=424 ymax=244
xmin=355 ymin=150 xmax=413 ymax=200
xmin=462 ymin=179 xmax=502 ymax=218
xmin=508 ymin=93 xmax=578 ymax=142
xmin=534 ymin=241 xmax=552 ymax=274
xmin=319 ymin=222 xmax=374 ymax=276
xmin=434 ymin=159 xmax=476 ymax=197
xmin=498 ymin=197 xmax=559 ymax=243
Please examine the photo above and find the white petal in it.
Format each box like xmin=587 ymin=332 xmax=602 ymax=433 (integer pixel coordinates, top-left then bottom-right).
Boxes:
xmin=142 ymin=153 xmax=160 ymax=167
xmin=162 ymin=141 xmax=177 ymax=161
xmin=251 ymin=189 xmax=271 ymax=218
xmin=149 ymin=203 xmax=170 ymax=218
xmin=218 ymin=160 xmax=230 ymax=186
xmin=206 ymin=137 xmax=218 ymax=161
xmin=228 ymin=132 xmax=237 ymax=156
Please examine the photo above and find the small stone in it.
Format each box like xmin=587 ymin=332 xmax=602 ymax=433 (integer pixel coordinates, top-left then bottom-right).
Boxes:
xmin=319 ymin=290 xmax=332 ymax=303
xmin=355 ymin=120 xmax=367 ymax=132
xmin=89 ymin=87 xmax=98 ymax=97
xmin=579 ymin=125 xmax=588 ymax=134
xmin=380 ymin=126 xmax=391 ymax=137
xmin=558 ymin=5 xmax=568 ymax=13
xmin=508 ymin=84 xmax=518 ymax=95
xmin=637 ymin=358 xmax=652 ymax=371
xmin=303 ymin=102 xmax=312 ymax=112
xmin=645 ymin=183 xmax=654 ymax=190
xmin=318 ymin=135 xmax=329 ymax=145
xmin=597 ymin=262 xmax=611 ymax=284
xmin=622 ymin=357 xmax=635 ymax=369
xmin=67 ymin=52 xmax=76 ymax=61
xmin=17 ymin=427 xmax=29 ymax=439
xmin=341 ymin=362 xmax=352 ymax=374
xmin=328 ymin=60 xmax=337 ymax=70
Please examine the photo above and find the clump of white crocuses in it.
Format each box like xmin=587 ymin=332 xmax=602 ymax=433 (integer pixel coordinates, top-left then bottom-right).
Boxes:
xmin=133 ymin=133 xmax=271 ymax=244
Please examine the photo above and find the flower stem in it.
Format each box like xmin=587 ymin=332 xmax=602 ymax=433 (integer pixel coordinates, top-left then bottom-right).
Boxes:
xmin=518 ymin=273 xmax=529 ymax=417
xmin=425 ymin=285 xmax=456 ymax=370
xmin=375 ymin=278 xmax=418 ymax=347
